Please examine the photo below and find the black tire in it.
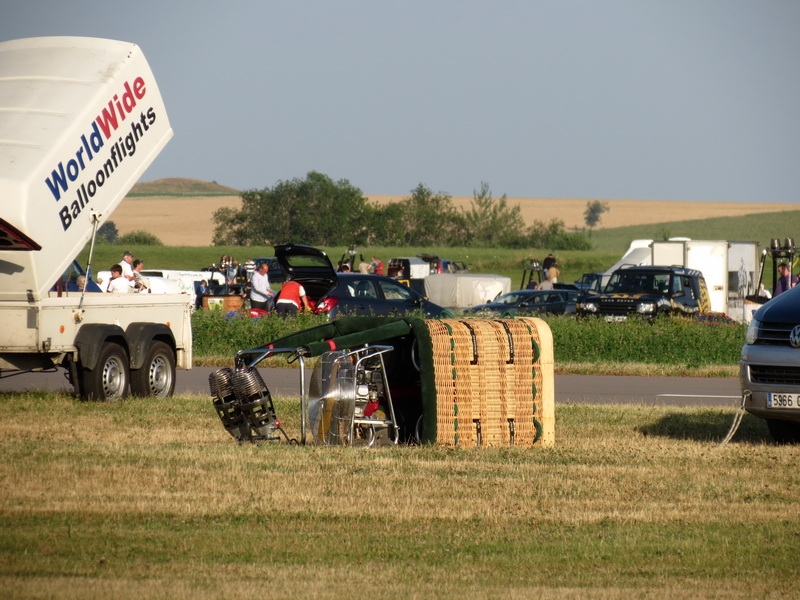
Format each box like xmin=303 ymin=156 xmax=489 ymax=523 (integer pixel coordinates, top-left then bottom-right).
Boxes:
xmin=766 ymin=419 xmax=800 ymax=444
xmin=130 ymin=341 xmax=176 ymax=398
xmin=81 ymin=342 xmax=129 ymax=401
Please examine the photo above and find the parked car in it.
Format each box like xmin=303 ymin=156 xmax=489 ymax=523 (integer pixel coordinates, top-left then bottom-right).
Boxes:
xmin=417 ymin=253 xmax=469 ymax=274
xmin=740 ymin=283 xmax=800 ymax=443
xmin=574 ymin=272 xmax=603 ymax=293
xmin=468 ymin=289 xmax=579 ymax=317
xmin=576 ymin=265 xmax=710 ymax=321
xmin=275 ymin=244 xmax=452 ymax=319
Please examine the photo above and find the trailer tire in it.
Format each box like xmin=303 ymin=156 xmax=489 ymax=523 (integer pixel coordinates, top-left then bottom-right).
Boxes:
xmin=130 ymin=341 xmax=176 ymax=398
xmin=81 ymin=342 xmax=129 ymax=401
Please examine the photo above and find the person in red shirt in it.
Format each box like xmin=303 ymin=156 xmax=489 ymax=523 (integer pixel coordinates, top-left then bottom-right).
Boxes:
xmin=275 ymin=276 xmax=311 ymax=317
xmin=370 ymin=256 xmax=384 ymax=275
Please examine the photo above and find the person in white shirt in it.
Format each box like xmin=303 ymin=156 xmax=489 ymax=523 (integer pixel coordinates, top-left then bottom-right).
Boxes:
xmin=120 ymin=251 xmax=136 ymax=289
xmin=107 ymin=264 xmax=130 ymax=293
xmin=249 ymin=261 xmax=275 ymax=310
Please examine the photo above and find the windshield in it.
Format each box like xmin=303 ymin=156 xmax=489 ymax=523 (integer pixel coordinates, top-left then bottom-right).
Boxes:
xmin=605 ymin=271 xmax=671 ymax=295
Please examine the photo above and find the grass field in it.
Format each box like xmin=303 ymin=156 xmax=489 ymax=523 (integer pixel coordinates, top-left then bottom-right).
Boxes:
xmin=1 ymin=391 xmax=798 ymax=599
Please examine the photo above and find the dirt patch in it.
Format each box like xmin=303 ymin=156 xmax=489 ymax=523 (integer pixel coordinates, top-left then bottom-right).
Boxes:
xmin=109 ymin=194 xmax=797 ymax=246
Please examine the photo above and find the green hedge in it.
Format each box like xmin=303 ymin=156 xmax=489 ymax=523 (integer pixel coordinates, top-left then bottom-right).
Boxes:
xmin=546 ymin=315 xmax=746 ymax=366
xmin=192 ymin=311 xmax=746 ymax=367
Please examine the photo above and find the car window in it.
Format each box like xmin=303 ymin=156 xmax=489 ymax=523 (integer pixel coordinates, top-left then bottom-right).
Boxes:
xmin=495 ymin=292 xmax=525 ymax=305
xmin=353 ymin=279 xmax=378 ymax=299
xmin=379 ymin=279 xmax=414 ymax=300
xmin=521 ymin=295 xmax=543 ymax=306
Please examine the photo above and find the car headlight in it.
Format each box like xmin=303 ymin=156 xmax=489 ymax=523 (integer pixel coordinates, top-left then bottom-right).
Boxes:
xmin=578 ymin=301 xmax=597 ymax=313
xmin=637 ymin=302 xmax=656 ymax=314
xmin=745 ymin=318 xmax=760 ymax=345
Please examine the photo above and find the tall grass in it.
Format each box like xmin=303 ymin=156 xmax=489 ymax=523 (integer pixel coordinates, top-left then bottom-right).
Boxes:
xmin=191 ymin=311 xmax=746 ymax=375
xmin=1 ymin=391 xmax=797 ymax=599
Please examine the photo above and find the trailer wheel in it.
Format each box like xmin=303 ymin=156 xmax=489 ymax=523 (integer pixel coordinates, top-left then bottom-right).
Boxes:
xmin=131 ymin=341 xmax=176 ymax=398
xmin=81 ymin=342 xmax=129 ymax=401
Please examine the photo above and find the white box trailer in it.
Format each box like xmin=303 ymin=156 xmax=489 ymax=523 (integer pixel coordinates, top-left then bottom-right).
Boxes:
xmin=424 ymin=273 xmax=511 ymax=309
xmin=0 ymin=36 xmax=192 ymax=400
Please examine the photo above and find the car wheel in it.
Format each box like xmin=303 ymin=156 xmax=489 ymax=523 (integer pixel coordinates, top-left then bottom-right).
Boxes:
xmin=130 ymin=341 xmax=176 ymax=398
xmin=80 ymin=342 xmax=129 ymax=401
xmin=766 ymin=419 xmax=800 ymax=444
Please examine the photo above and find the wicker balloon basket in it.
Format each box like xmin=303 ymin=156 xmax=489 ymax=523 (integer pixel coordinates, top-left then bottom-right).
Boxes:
xmin=421 ymin=318 xmax=554 ymax=448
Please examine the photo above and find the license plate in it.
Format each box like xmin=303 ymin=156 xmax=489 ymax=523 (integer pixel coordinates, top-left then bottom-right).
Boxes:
xmin=605 ymin=315 xmax=627 ymax=323
xmin=767 ymin=393 xmax=800 ymax=409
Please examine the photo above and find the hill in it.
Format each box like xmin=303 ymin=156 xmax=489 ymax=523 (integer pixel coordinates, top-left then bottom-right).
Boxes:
xmin=128 ymin=177 xmax=240 ymax=196
xmin=111 ymin=179 xmax=799 ymax=246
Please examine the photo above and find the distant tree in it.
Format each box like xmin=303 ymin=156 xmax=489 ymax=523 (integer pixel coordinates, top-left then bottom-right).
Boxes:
xmin=399 ymin=184 xmax=465 ymax=246
xmin=97 ymin=221 xmax=118 ymax=244
xmin=118 ymin=230 xmax=164 ymax=246
xmin=211 ymin=172 xmax=371 ymax=246
xmin=584 ymin=200 xmax=610 ymax=231
xmin=461 ymin=182 xmax=526 ymax=247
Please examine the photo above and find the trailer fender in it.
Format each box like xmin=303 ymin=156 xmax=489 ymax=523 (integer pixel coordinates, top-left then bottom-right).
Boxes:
xmin=74 ymin=324 xmax=129 ymax=371
xmin=125 ymin=323 xmax=177 ymax=370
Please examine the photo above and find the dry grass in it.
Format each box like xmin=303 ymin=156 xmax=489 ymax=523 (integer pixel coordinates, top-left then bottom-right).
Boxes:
xmin=1 ymin=390 xmax=798 ymax=598
xmin=110 ymin=186 xmax=797 ymax=246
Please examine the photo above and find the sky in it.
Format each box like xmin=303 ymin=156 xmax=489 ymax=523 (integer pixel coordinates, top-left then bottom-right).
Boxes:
xmin=3 ymin=1 xmax=800 ymax=203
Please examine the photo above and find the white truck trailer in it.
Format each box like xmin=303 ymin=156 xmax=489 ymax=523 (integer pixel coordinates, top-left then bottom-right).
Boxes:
xmin=0 ymin=36 xmax=192 ymax=400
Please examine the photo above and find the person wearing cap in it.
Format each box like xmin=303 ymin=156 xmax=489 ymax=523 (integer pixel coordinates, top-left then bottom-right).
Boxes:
xmin=120 ymin=251 xmax=136 ymax=288
xmin=774 ymin=262 xmax=798 ymax=297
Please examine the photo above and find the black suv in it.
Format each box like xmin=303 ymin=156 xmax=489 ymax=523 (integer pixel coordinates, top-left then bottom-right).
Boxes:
xmin=576 ymin=265 xmax=711 ymax=320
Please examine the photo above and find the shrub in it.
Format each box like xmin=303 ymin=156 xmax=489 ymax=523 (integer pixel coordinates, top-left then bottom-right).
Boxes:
xmin=192 ymin=310 xmax=328 ymax=358
xmin=118 ymin=230 xmax=164 ymax=246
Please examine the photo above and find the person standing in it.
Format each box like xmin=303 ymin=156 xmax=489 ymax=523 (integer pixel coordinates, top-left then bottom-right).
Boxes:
xmin=274 ymin=276 xmax=310 ymax=317
xmin=120 ymin=251 xmax=136 ymax=289
xmin=245 ymin=258 xmax=256 ymax=281
xmin=370 ymin=256 xmax=384 ymax=275
xmin=774 ymin=262 xmax=798 ymax=297
xmin=132 ymin=258 xmax=149 ymax=292
xmin=249 ymin=260 xmax=275 ymax=310
xmin=107 ymin=264 xmax=130 ymax=293
xmin=542 ymin=253 xmax=556 ymax=280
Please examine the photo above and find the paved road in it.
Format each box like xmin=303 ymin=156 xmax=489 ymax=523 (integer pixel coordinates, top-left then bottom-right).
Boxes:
xmin=0 ymin=367 xmax=742 ymax=407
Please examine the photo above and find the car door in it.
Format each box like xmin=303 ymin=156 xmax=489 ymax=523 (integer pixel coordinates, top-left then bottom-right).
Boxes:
xmin=347 ymin=277 xmax=381 ymax=316
xmin=376 ymin=278 xmax=424 ymax=315
xmin=518 ymin=293 xmax=546 ymax=314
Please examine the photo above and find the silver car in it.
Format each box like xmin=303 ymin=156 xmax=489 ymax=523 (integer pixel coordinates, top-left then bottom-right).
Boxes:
xmin=740 ymin=284 xmax=800 ymax=443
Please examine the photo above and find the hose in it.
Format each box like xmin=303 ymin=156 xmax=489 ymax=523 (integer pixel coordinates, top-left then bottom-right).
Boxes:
xmin=719 ymin=391 xmax=749 ymax=446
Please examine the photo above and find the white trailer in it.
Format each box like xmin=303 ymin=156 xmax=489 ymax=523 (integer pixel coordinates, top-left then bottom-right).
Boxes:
xmin=0 ymin=36 xmax=192 ymax=400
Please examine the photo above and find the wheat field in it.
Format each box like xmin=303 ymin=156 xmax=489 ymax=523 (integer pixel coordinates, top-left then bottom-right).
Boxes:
xmin=110 ymin=194 xmax=797 ymax=246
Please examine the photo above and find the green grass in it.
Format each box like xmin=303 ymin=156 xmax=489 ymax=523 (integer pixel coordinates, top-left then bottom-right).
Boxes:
xmin=0 ymin=391 xmax=796 ymax=599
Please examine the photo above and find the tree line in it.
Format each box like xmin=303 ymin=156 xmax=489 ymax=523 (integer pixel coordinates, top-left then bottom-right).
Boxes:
xmin=211 ymin=171 xmax=597 ymax=250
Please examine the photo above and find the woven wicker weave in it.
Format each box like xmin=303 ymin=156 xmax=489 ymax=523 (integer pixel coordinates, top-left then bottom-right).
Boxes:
xmin=423 ymin=317 xmax=554 ymax=448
